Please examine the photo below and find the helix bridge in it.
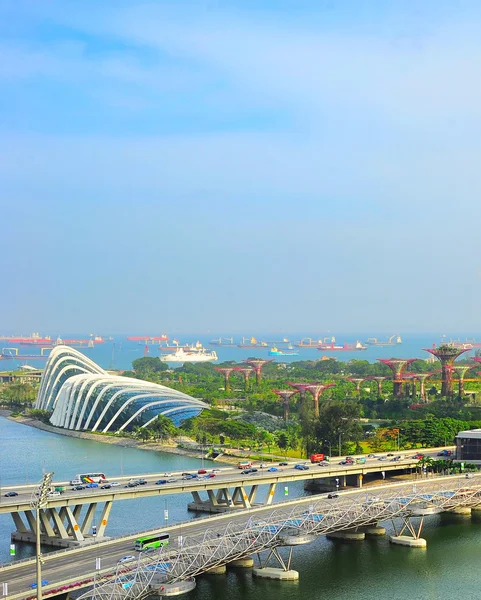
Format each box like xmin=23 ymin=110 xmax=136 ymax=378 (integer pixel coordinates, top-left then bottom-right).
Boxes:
xmin=81 ymin=474 xmax=481 ymax=600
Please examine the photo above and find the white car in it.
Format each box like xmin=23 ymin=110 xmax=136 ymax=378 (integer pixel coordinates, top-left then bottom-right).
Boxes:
xmin=109 ymin=482 xmax=120 ymax=487
xmin=118 ymin=555 xmax=136 ymax=563
xmin=47 ymin=491 xmax=61 ymax=497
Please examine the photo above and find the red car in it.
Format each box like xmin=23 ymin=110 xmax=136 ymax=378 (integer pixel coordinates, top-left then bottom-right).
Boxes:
xmin=413 ymin=453 xmax=424 ymax=460
xmin=198 ymin=469 xmax=207 ymax=474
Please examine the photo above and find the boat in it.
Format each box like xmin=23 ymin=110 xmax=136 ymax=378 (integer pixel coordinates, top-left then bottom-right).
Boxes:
xmin=210 ymin=337 xmax=236 ymax=346
xmin=268 ymin=346 xmax=299 ymax=356
xmin=159 ymin=348 xmax=218 ymax=363
xmin=237 ymin=337 xmax=268 ymax=348
xmin=317 ymin=341 xmax=367 ymax=352
xmin=127 ymin=335 xmax=168 ymax=342
xmin=294 ymin=338 xmax=323 ymax=348
xmin=365 ymin=335 xmax=402 ymax=346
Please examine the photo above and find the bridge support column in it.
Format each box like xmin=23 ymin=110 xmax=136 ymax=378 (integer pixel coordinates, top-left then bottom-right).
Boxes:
xmin=265 ymin=483 xmax=276 ymax=505
xmin=357 ymin=474 xmax=363 ymax=488
xmin=205 ymin=565 xmax=227 ymax=575
xmin=327 ymin=529 xmax=365 ymax=541
xmin=188 ymin=484 xmax=270 ymax=513
xmin=229 ymin=557 xmax=254 ymax=568
xmin=361 ymin=524 xmax=386 ymax=536
xmin=449 ymin=507 xmax=472 ymax=516
xmin=253 ymin=547 xmax=299 ymax=581
xmin=390 ymin=515 xmax=427 ymax=548
xmin=11 ymin=502 xmax=112 ymax=548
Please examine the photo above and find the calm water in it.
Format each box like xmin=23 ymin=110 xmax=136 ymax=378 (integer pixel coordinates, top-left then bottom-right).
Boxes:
xmin=2 ymin=332 xmax=479 ymax=370
xmin=1 ymin=418 xmax=481 ymax=599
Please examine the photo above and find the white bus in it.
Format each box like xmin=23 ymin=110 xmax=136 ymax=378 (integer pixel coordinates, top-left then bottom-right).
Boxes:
xmin=70 ymin=472 xmax=107 ymax=485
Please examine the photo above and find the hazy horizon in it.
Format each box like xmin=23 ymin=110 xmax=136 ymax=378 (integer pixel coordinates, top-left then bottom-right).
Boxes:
xmin=2 ymin=1 xmax=481 ymax=333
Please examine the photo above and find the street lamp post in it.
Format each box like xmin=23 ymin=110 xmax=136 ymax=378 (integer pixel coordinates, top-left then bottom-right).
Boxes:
xmin=338 ymin=433 xmax=342 ymax=457
xmin=32 ymin=471 xmax=54 ymax=600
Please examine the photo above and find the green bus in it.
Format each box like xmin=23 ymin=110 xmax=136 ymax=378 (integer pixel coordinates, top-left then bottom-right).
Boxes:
xmin=135 ymin=532 xmax=170 ymax=552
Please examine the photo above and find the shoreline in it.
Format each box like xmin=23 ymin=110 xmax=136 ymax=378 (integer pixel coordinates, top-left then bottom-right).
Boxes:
xmin=0 ymin=410 xmax=240 ymax=465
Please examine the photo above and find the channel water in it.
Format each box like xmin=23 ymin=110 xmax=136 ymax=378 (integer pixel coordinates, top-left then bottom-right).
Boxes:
xmin=1 ymin=417 xmax=481 ymax=600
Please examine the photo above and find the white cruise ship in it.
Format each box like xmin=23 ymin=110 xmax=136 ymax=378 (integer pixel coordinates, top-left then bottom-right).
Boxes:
xmin=159 ymin=347 xmax=218 ymax=363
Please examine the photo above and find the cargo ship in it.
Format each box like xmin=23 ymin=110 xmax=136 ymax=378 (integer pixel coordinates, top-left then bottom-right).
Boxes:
xmin=127 ymin=335 xmax=168 ymax=342
xmin=237 ymin=337 xmax=268 ymax=349
xmin=317 ymin=341 xmax=367 ymax=352
xmin=210 ymin=337 xmax=236 ymax=346
xmin=294 ymin=338 xmax=323 ymax=348
xmin=365 ymin=335 xmax=402 ymax=346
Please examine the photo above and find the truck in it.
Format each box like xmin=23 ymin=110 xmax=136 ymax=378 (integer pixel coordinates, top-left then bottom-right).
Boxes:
xmin=310 ymin=453 xmax=326 ymax=463
xmin=237 ymin=461 xmax=253 ymax=469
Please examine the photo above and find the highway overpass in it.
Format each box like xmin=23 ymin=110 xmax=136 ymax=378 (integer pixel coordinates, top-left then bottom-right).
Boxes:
xmin=0 ymin=473 xmax=479 ymax=600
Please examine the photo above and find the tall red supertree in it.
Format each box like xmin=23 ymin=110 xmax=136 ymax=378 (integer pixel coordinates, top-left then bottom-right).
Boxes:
xmin=215 ymin=367 xmax=235 ymax=392
xmin=303 ymin=383 xmax=336 ymax=418
xmin=288 ymin=382 xmax=310 ymax=400
xmin=233 ymin=366 xmax=253 ymax=391
xmin=423 ymin=346 xmax=469 ymax=396
xmin=377 ymin=358 xmax=416 ymax=398
xmin=368 ymin=376 xmax=386 ymax=398
xmin=451 ymin=365 xmax=472 ymax=397
xmin=273 ymin=389 xmax=298 ymax=421
xmin=346 ymin=377 xmax=365 ymax=395
xmin=243 ymin=359 xmax=273 ymax=385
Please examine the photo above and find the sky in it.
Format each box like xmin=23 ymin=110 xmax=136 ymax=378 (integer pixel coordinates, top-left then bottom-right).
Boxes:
xmin=1 ymin=0 xmax=481 ymax=335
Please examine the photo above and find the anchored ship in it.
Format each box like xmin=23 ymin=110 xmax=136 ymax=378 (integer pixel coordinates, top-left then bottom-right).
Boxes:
xmin=159 ymin=348 xmax=218 ymax=363
xmin=317 ymin=341 xmax=367 ymax=352
xmin=268 ymin=346 xmax=299 ymax=356
xmin=365 ymin=335 xmax=402 ymax=346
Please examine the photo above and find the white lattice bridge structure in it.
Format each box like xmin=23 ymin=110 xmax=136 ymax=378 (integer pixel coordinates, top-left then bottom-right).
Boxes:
xmin=80 ymin=474 xmax=481 ymax=600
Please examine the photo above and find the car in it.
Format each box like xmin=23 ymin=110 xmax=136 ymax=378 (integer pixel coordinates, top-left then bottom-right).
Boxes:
xmin=318 ymin=461 xmax=329 ymax=466
xmin=413 ymin=453 xmax=424 ymax=460
xmin=4 ymin=491 xmax=18 ymax=497
xmin=118 ymin=555 xmax=136 ymax=564
xmin=110 ymin=482 xmax=120 ymax=487
xmin=378 ymin=456 xmax=386 ymax=461
xmin=294 ymin=464 xmax=309 ymax=471
xmin=267 ymin=467 xmax=278 ymax=472
xmin=72 ymin=485 xmax=85 ymax=491
xmin=327 ymin=493 xmax=338 ymax=499
xmin=386 ymin=453 xmax=394 ymax=457
xmin=198 ymin=469 xmax=207 ymax=474
xmin=206 ymin=473 xmax=216 ymax=478
xmin=181 ymin=472 xmax=191 ymax=477
xmin=437 ymin=450 xmax=453 ymax=457
xmin=47 ymin=491 xmax=61 ymax=497
xmin=211 ymin=469 xmax=221 ymax=473
xmin=125 ymin=482 xmax=139 ymax=488
xmin=259 ymin=463 xmax=267 ymax=468
xmin=137 ymin=479 xmax=147 ymax=485
xmin=30 ymin=580 xmax=49 ymax=589
xmin=85 ymin=483 xmax=98 ymax=488
xmin=156 ymin=479 xmax=168 ymax=485
xmin=367 ymin=454 xmax=376 ymax=458
xmin=241 ymin=469 xmax=251 ymax=475
xmin=100 ymin=484 xmax=111 ymax=489
xmin=167 ymin=478 xmax=177 ymax=483
xmin=279 ymin=462 xmax=288 ymax=466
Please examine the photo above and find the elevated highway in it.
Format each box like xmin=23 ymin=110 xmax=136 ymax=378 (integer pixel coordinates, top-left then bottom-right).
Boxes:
xmin=1 ymin=473 xmax=479 ymax=600
xmin=0 ymin=448 xmax=452 ymax=546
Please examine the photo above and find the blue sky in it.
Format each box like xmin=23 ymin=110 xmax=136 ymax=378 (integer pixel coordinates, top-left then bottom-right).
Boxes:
xmin=1 ymin=1 xmax=481 ymax=334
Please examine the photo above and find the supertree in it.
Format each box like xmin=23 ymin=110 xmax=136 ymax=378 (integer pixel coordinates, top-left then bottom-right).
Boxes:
xmin=232 ymin=367 xmax=253 ymax=391
xmin=273 ymin=390 xmax=298 ymax=421
xmin=451 ymin=365 xmax=472 ymax=397
xmin=214 ymin=367 xmax=235 ymax=392
xmin=423 ymin=345 xmax=469 ymax=396
xmin=368 ymin=376 xmax=386 ymax=398
xmin=408 ymin=373 xmax=433 ymax=403
xmin=243 ymin=359 xmax=273 ymax=385
xmin=377 ymin=358 xmax=416 ymax=398
xmin=288 ymin=382 xmax=310 ymax=400
xmin=303 ymin=383 xmax=336 ymax=418
xmin=346 ymin=377 xmax=365 ymax=396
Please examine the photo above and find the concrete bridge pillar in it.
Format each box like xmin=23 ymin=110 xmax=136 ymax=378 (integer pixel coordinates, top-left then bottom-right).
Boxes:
xmin=450 ymin=507 xmax=472 ymax=516
xmin=229 ymin=557 xmax=254 ymax=568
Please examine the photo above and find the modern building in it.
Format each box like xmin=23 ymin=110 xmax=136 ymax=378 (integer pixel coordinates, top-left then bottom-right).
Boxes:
xmin=456 ymin=429 xmax=481 ymax=464
xmin=35 ymin=346 xmax=208 ymax=432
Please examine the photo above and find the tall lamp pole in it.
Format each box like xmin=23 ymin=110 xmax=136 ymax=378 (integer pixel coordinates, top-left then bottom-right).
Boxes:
xmin=32 ymin=471 xmax=54 ymax=600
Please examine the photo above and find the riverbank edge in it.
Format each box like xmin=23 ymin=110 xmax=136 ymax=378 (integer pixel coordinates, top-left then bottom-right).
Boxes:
xmin=0 ymin=410 xmax=240 ymax=465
